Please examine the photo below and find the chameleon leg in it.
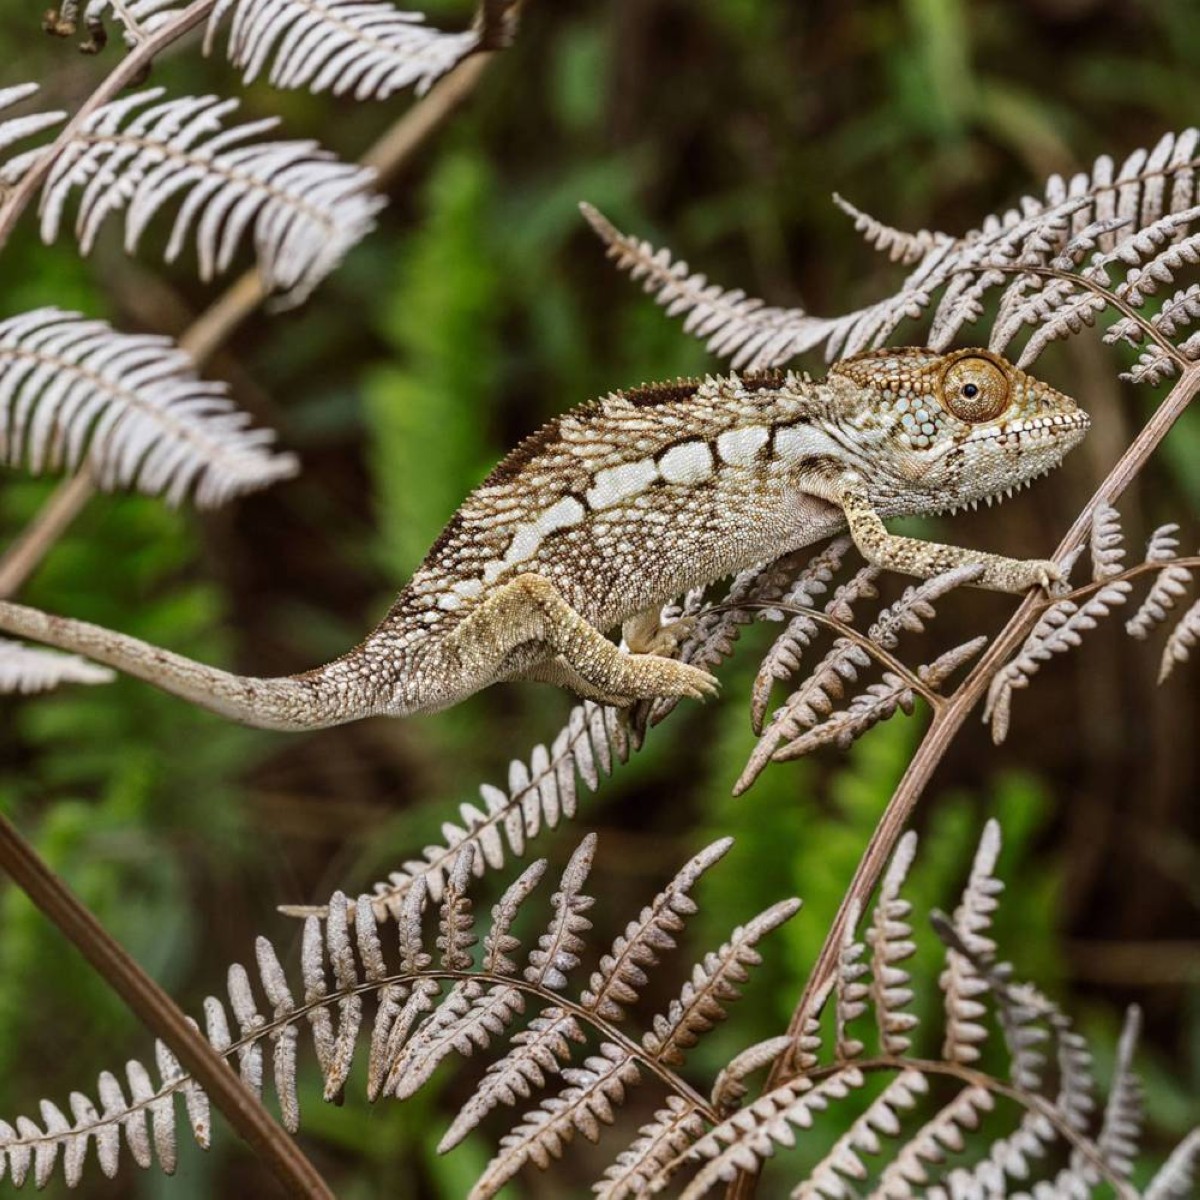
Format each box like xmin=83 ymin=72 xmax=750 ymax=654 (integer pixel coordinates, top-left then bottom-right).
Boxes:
xmin=836 ymin=478 xmax=1061 ymax=594
xmin=621 ymin=607 xmax=695 ymax=656
xmin=445 ymin=573 xmax=719 ymax=701
xmin=518 ymin=655 xmax=637 ymax=706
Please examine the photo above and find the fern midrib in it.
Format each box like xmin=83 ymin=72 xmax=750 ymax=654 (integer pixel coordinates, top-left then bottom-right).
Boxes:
xmin=1 ymin=967 xmax=718 ymax=1158
xmin=0 ymin=346 xmax=274 ymax=479
xmin=69 ymin=132 xmax=342 ymax=233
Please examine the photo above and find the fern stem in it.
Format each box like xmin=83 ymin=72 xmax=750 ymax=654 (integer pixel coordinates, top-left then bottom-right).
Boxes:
xmin=0 ymin=810 xmax=335 ymax=1198
xmin=706 ymin=599 xmax=944 ymax=707
xmin=727 ymin=361 xmax=1200 ymax=1200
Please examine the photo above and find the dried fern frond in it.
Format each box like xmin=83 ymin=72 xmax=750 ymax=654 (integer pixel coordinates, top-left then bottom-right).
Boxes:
xmin=0 ymin=308 xmax=298 ymax=505
xmin=0 ymin=637 xmax=115 ymax=693
xmin=648 ymin=821 xmax=1191 ymax=1198
xmin=0 ymin=85 xmax=65 ymax=191
xmin=1125 ymin=524 xmax=1193 ymax=638
xmin=738 ymin=564 xmax=981 ymax=791
xmin=39 ymin=88 xmax=384 ymax=306
xmin=939 ymin=819 xmax=1003 ymax=1068
xmin=206 ymin=0 xmax=489 ymax=102
xmin=987 ymin=506 xmax=1200 ymax=737
xmin=1159 ymin=596 xmax=1200 ymax=681
xmin=588 ymin=130 xmax=1200 ymax=368
xmin=866 ymin=830 xmax=919 ymax=1057
xmin=0 ymin=833 xmax=797 ymax=1193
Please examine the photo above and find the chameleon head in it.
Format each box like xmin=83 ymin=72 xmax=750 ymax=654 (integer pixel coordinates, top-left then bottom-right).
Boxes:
xmin=829 ymin=346 xmax=1090 ymax=511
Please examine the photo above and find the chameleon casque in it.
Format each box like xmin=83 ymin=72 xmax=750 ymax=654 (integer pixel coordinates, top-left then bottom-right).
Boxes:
xmin=0 ymin=347 xmax=1090 ymax=730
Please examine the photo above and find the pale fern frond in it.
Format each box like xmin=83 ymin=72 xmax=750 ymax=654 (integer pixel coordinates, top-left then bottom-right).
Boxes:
xmin=595 ymin=1095 xmax=707 ymax=1200
xmin=867 ymin=830 xmax=919 ymax=1057
xmin=592 ymin=130 xmax=1200 ymax=367
xmin=834 ymin=902 xmax=868 ymax=1061
xmin=1089 ymin=503 xmax=1126 ymax=579
xmin=581 ymin=837 xmax=731 ymax=1023
xmin=0 ymin=638 xmax=115 ymax=693
xmin=0 ymin=833 xmax=802 ymax=1193
xmin=939 ymin=819 xmax=1002 ymax=1067
xmin=1160 ymin=596 xmax=1200 ymax=681
xmin=872 ymin=1086 xmax=995 ymax=1197
xmin=0 ymin=309 xmax=298 ymax=506
xmin=747 ymin=536 xmax=852 ymax=732
xmin=579 ymin=201 xmax=878 ymax=369
xmin=710 ymin=1036 xmax=791 ymax=1112
xmin=207 ymin=0 xmax=487 ymax=102
xmin=1095 ymin=1006 xmax=1144 ymax=1181
xmin=1146 ymin=1128 xmax=1200 ymax=1199
xmin=985 ymin=580 xmax=1132 ymax=743
xmin=791 ymin=1070 xmax=929 ymax=1200
xmin=673 ymin=1068 xmax=868 ymax=1199
xmin=39 ymin=89 xmax=384 ymax=306
xmin=642 ymin=899 xmax=802 ymax=1068
xmin=0 ymin=85 xmax=66 ymax=189
xmin=470 ymin=1044 xmax=642 ymax=1200
xmin=1126 ymin=525 xmax=1193 ymax=637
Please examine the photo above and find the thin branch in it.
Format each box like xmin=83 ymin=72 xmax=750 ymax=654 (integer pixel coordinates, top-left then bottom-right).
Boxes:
xmin=728 ymin=359 xmax=1200 ymax=1200
xmin=0 ymin=810 xmax=334 ymax=1198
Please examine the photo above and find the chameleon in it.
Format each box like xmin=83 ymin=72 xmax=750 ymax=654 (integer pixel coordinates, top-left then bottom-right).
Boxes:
xmin=0 ymin=346 xmax=1089 ymax=731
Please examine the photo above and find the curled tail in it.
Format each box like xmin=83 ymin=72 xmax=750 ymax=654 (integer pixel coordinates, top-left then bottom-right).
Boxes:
xmin=0 ymin=600 xmax=383 ymax=731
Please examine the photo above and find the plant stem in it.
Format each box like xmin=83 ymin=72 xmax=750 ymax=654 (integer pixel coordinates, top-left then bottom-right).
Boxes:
xmin=726 ymin=361 xmax=1200 ymax=1200
xmin=0 ymin=810 xmax=335 ymax=1198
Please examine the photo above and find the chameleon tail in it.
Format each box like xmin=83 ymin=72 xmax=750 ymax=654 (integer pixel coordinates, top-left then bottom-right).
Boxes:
xmin=0 ymin=600 xmax=376 ymax=731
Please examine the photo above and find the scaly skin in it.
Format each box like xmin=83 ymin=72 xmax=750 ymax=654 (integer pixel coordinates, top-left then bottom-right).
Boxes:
xmin=0 ymin=347 xmax=1090 ymax=729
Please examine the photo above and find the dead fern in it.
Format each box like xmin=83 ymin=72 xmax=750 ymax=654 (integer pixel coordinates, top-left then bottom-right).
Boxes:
xmin=985 ymin=505 xmax=1200 ymax=740
xmin=1 ymin=819 xmax=1193 ymax=1196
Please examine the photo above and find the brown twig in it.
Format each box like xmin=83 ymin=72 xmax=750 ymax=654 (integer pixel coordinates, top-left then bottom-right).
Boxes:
xmin=0 ymin=470 xmax=94 ymax=599
xmin=727 ymin=361 xmax=1200 ymax=1200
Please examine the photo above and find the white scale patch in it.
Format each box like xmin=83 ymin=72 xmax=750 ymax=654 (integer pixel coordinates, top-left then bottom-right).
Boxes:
xmin=535 ymin=495 xmax=585 ymax=534
xmin=774 ymin=423 xmax=829 ymax=463
xmin=716 ymin=425 xmax=769 ymax=466
xmin=586 ymin=458 xmax=659 ymax=510
xmin=480 ymin=494 xmax=587 ymax=586
xmin=658 ymin=440 xmax=714 ymax=484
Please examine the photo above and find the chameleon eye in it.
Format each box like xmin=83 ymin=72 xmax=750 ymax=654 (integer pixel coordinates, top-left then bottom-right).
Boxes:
xmin=941 ymin=357 xmax=1009 ymax=422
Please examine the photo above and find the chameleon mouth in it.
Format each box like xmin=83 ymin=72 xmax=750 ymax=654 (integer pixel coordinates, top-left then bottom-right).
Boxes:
xmin=964 ymin=409 xmax=1092 ymax=446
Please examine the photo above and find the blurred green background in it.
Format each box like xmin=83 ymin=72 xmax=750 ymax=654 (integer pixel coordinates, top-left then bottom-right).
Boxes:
xmin=0 ymin=0 xmax=1198 ymax=1195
